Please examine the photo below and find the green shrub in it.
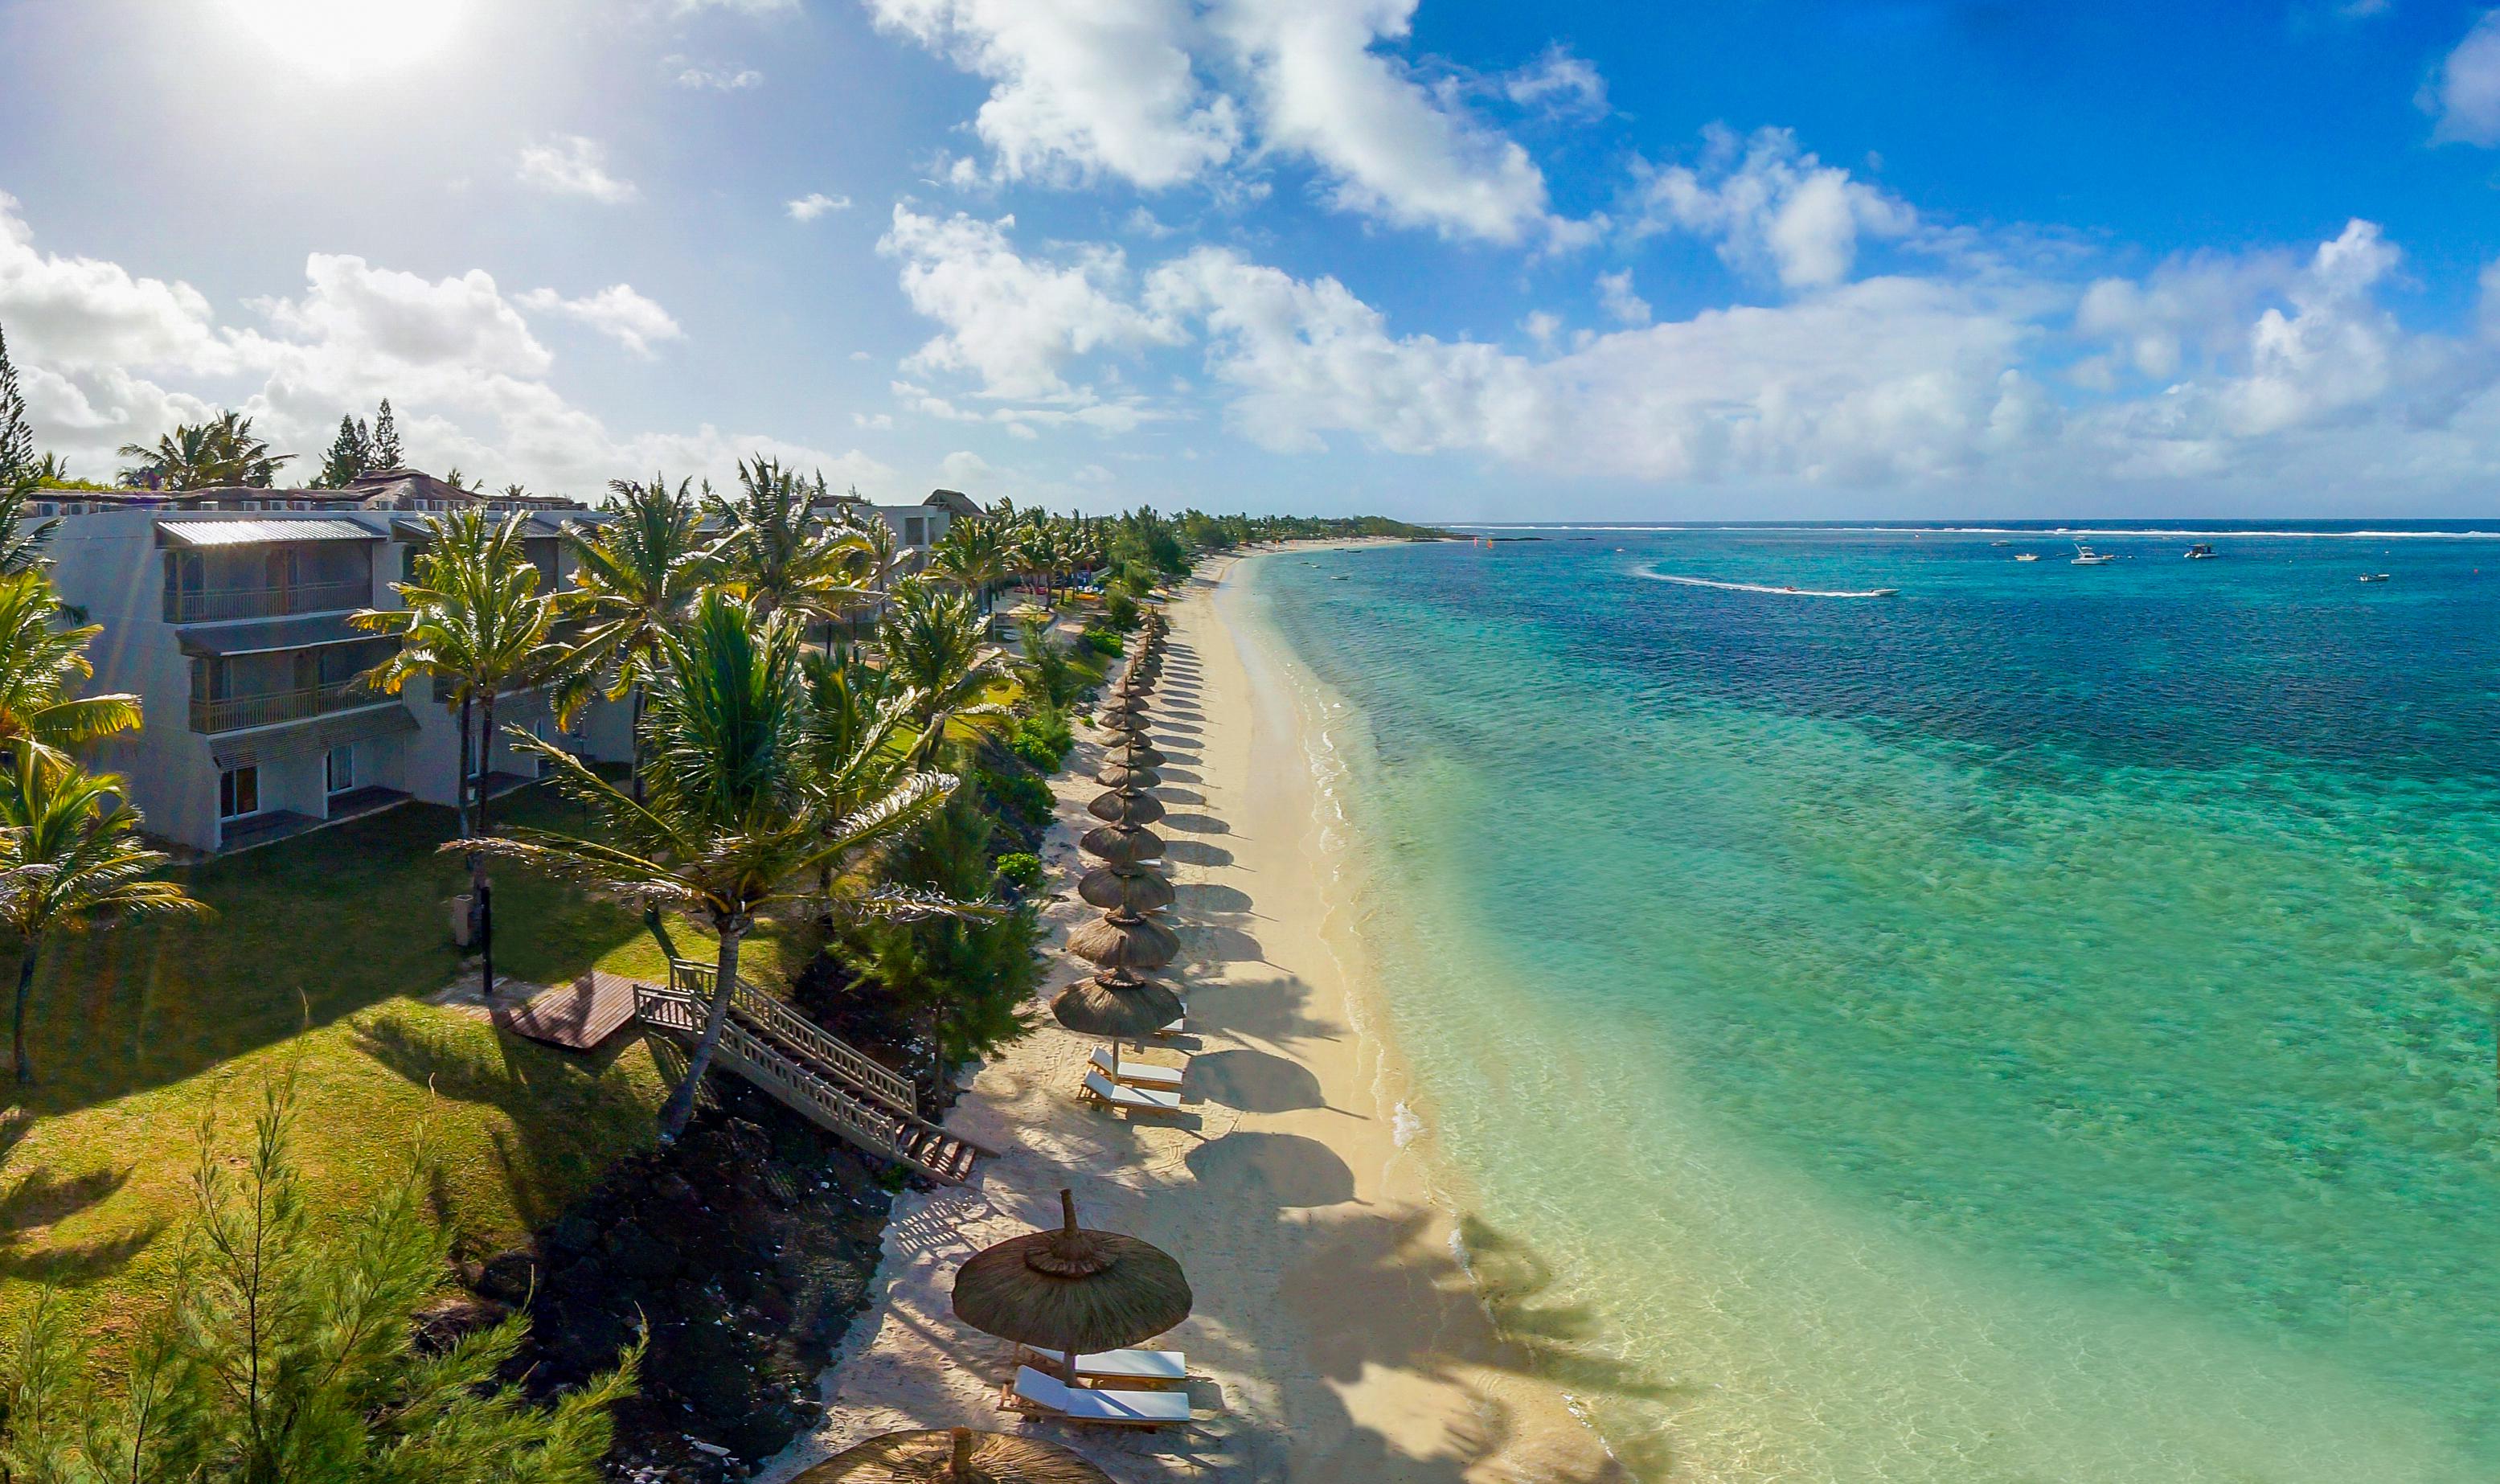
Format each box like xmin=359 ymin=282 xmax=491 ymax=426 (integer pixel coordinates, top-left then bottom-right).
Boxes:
xmin=1008 ymin=709 xmax=1075 ymax=772
xmin=1104 ymin=589 xmax=1139 ymax=631
xmin=994 ymin=851 xmax=1045 ymax=895
xmin=1082 ymin=628 xmax=1124 ymax=658
xmin=977 ymin=766 xmax=1056 ymax=826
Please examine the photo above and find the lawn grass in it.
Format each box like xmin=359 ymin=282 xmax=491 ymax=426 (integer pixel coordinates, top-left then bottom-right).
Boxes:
xmin=1 ymin=785 xmax=678 ymax=1353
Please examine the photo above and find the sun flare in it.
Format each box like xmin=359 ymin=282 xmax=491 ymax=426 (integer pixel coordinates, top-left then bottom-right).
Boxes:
xmin=220 ymin=0 xmax=469 ymax=73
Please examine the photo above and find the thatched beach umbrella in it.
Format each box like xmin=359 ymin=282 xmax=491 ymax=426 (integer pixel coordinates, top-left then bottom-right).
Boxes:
xmin=791 ymin=1429 xmax=1111 ymax=1484
xmin=1080 ymin=822 xmax=1163 ymax=866
xmin=1093 ymin=756 xmax=1160 ymax=791
xmin=1086 ymin=789 xmax=1165 ymax=827
xmin=1068 ymin=909 xmax=1180 ymax=972
xmin=1078 ymin=863 xmax=1174 ymax=914
xmin=1103 ymin=736 xmax=1165 ymax=769
xmin=953 ymin=1189 xmax=1194 ymax=1379
xmin=1053 ymin=973 xmax=1182 ymax=1041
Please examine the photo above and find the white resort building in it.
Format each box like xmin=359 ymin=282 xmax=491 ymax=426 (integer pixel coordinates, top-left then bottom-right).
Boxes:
xmin=42 ymin=469 xmax=982 ymax=855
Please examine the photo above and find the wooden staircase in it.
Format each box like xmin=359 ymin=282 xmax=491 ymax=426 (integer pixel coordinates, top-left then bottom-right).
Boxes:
xmin=631 ymin=971 xmax=992 ymax=1186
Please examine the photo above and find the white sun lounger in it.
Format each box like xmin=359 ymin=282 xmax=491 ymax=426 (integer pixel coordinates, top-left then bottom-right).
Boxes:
xmin=1080 ymin=1070 xmax=1182 ymax=1114
xmin=1022 ymin=1345 xmax=1189 ymax=1386
xmin=1091 ymin=1045 xmax=1186 ymax=1089
xmin=1012 ymin=1366 xmax=1191 ymax=1428
xmin=1151 ymin=1006 xmax=1186 ymax=1038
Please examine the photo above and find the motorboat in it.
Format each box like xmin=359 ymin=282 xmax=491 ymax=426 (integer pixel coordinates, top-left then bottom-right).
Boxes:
xmin=2014 ymin=552 xmax=2039 ymax=563
xmin=2358 ymin=572 xmax=2390 ymax=583
xmin=2184 ymin=543 xmax=2217 ymax=560
xmin=2071 ymin=543 xmax=2117 ymax=566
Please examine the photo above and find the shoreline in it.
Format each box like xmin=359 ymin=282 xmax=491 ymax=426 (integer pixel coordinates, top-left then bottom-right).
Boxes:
xmin=764 ymin=541 xmax=1621 ymax=1482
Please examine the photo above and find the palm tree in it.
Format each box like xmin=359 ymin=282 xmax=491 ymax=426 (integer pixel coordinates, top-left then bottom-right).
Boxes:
xmin=704 ymin=458 xmax=871 ymax=627
xmin=117 ymin=411 xmax=293 ymax=490
xmin=552 ymin=474 xmax=711 ymax=801
xmin=353 ymin=510 xmax=555 ymax=997
xmin=461 ymin=591 xmax=965 ymax=1142
xmin=0 ymin=481 xmax=55 ymax=576
xmin=0 ymin=569 xmax=141 ymax=773
xmin=877 ymin=580 xmax=1008 ymax=765
xmin=924 ymin=518 xmax=1011 ymax=616
xmin=0 ymin=752 xmax=208 ymax=1081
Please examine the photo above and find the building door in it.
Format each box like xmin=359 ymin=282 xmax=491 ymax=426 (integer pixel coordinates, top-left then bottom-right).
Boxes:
xmin=219 ymin=766 xmax=260 ymax=819
xmin=326 ymin=746 xmax=355 ymax=796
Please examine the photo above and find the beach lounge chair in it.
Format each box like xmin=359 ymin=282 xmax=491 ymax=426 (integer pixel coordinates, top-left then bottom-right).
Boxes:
xmin=1080 ymin=1070 xmax=1182 ymax=1115
xmin=1021 ymin=1345 xmax=1189 ymax=1387
xmin=1151 ymin=1005 xmax=1186 ymax=1038
xmin=1010 ymin=1366 xmax=1191 ymax=1429
xmin=1091 ymin=1044 xmax=1186 ymax=1089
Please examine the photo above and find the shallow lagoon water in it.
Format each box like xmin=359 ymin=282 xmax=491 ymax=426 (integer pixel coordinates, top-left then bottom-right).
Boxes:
xmin=1245 ymin=529 xmax=2500 ymax=1482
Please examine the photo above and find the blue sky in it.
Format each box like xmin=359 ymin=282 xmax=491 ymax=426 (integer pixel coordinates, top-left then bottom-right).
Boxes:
xmin=5 ymin=0 xmax=2500 ymax=519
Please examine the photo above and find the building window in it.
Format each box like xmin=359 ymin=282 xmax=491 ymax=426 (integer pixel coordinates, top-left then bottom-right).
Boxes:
xmin=326 ymin=747 xmax=355 ymax=795
xmin=904 ymin=516 xmax=926 ymax=544
xmin=219 ymin=766 xmax=260 ymax=819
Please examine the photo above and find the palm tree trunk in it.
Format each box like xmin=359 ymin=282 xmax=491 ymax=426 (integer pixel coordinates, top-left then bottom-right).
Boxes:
xmin=628 ymin=683 xmax=646 ymax=805
xmin=455 ymin=693 xmax=473 ymax=838
xmin=658 ymin=921 xmax=744 ymax=1143
xmin=475 ymin=690 xmax=496 ymax=999
xmin=11 ymin=942 xmax=36 ymax=1084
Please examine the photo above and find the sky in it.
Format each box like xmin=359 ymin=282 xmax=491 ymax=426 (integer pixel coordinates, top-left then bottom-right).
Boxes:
xmin=5 ymin=1 xmax=2500 ymax=521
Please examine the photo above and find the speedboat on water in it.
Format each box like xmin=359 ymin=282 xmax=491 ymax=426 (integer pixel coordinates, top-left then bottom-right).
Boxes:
xmin=2359 ymin=572 xmax=2391 ymax=583
xmin=2185 ymin=543 xmax=2217 ymax=560
xmin=2014 ymin=552 xmax=2039 ymax=562
xmin=2071 ymin=543 xmax=2117 ymax=566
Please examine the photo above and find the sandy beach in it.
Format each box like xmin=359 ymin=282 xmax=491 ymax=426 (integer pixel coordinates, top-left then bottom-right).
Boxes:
xmin=764 ymin=544 xmax=1625 ymax=1483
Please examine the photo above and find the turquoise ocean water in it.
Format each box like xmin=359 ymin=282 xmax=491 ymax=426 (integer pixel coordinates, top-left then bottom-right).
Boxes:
xmin=1238 ymin=527 xmax=2499 ymax=1482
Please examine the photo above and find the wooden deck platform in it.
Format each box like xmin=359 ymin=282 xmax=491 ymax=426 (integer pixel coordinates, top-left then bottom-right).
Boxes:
xmin=494 ymin=970 xmax=641 ymax=1051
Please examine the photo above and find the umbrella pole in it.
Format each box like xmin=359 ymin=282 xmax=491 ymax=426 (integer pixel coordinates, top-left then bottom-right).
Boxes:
xmin=949 ymin=1427 xmax=974 ymax=1478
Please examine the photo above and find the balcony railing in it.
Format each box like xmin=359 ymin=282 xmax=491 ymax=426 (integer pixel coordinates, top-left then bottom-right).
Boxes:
xmin=166 ymin=580 xmax=369 ymax=625
xmin=190 ymin=679 xmax=379 ymax=734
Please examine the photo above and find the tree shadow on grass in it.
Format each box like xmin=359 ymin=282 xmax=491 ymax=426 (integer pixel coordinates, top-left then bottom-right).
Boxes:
xmin=22 ymin=789 xmax=649 ymax=1121
xmin=349 ymin=1013 xmax=659 ymax=1236
xmin=0 ymin=1109 xmax=164 ymax=1285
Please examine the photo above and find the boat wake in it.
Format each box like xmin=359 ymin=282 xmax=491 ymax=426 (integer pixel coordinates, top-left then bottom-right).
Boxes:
xmin=1642 ymin=570 xmax=1900 ymax=599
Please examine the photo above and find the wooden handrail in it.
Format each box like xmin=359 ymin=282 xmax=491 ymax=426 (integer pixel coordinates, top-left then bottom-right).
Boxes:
xmin=666 ymin=957 xmax=916 ymax=1113
xmin=631 ymin=982 xmax=975 ymax=1182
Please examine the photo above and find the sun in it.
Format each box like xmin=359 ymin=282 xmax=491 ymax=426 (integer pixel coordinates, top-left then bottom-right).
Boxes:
xmin=220 ymin=0 xmax=470 ymax=74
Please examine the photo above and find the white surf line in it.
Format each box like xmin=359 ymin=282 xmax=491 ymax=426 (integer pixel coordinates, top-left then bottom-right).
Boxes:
xmin=1642 ymin=570 xmax=1900 ymax=599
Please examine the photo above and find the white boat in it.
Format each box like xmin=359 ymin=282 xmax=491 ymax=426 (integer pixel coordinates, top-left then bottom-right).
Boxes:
xmin=2184 ymin=543 xmax=2217 ymax=560
xmin=2071 ymin=543 xmax=2116 ymax=566
xmin=2358 ymin=572 xmax=2390 ymax=583
xmin=2014 ymin=552 xmax=2039 ymax=562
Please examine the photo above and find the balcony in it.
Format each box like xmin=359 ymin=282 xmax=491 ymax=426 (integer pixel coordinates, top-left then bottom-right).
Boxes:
xmin=190 ymin=678 xmax=383 ymax=734
xmin=167 ymin=580 xmax=369 ymax=625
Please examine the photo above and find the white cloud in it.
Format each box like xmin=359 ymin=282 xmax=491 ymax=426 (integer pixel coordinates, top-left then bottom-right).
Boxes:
xmin=0 ymin=191 xmax=239 ymax=374
xmin=1596 ymin=269 xmax=1650 ymax=326
xmin=941 ymin=449 xmax=994 ymax=485
xmin=675 ymin=0 xmax=797 ymax=12
xmin=516 ymin=284 xmax=684 ymax=358
xmin=1520 ymin=309 xmax=1560 ymax=346
xmin=673 ymin=60 xmax=764 ymax=90
xmin=1629 ymin=126 xmax=1916 ymax=290
xmin=1502 ymin=43 xmax=1606 ymax=117
xmin=2426 ymin=11 xmax=2500 ymax=145
xmin=515 ymin=135 xmax=640 ymax=204
xmin=878 ymin=206 xmax=1185 ymax=400
xmin=0 ymin=195 xmax=888 ymax=498
xmin=787 ymin=192 xmax=854 ymax=221
xmin=1212 ymin=0 xmax=1556 ymax=243
xmin=865 ymin=0 xmax=1240 ymax=188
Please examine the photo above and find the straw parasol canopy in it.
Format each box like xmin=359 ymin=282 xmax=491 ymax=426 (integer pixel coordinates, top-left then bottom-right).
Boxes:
xmin=1067 ymin=909 xmax=1180 ymax=971
xmin=1080 ymin=822 xmax=1163 ymax=866
xmin=1093 ymin=757 xmax=1160 ymax=791
xmin=1103 ymin=736 xmax=1165 ymax=769
xmin=953 ymin=1189 xmax=1193 ymax=1374
xmin=791 ymin=1429 xmax=1112 ymax=1484
xmin=1052 ymin=974 xmax=1182 ymax=1041
xmin=1100 ymin=692 xmax=1148 ymax=719
xmin=1078 ymin=863 xmax=1175 ymax=913
xmin=1086 ymin=789 xmax=1166 ymax=827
